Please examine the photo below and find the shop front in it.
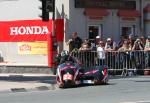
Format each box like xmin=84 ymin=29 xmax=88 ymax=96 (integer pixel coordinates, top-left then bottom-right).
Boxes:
xmin=55 ymin=0 xmax=149 ymax=50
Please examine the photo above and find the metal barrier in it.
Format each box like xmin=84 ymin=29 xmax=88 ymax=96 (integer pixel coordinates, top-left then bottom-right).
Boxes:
xmin=71 ymin=50 xmax=150 ymax=76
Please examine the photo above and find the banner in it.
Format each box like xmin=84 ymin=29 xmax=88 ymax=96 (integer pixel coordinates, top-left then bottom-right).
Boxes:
xmin=0 ymin=19 xmax=64 ymax=42
xmin=17 ymin=42 xmax=47 ymax=55
xmin=0 ymin=20 xmax=52 ymax=42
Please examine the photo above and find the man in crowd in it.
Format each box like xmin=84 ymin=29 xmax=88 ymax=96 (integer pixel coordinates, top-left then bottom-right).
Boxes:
xmin=66 ymin=32 xmax=82 ymax=52
xmin=105 ymin=38 xmax=117 ymax=51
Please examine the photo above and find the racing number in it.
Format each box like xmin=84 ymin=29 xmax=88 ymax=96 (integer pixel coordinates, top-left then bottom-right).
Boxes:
xmin=63 ymin=73 xmax=73 ymax=80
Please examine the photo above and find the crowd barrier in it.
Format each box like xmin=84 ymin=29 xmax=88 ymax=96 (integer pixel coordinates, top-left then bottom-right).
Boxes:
xmin=71 ymin=50 xmax=150 ymax=76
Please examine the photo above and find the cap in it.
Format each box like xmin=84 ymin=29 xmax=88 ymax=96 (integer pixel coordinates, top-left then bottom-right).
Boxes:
xmin=107 ymin=38 xmax=111 ymax=41
xmin=96 ymin=36 xmax=100 ymax=39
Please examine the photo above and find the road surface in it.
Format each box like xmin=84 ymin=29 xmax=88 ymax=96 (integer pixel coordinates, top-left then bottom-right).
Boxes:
xmin=0 ymin=76 xmax=150 ymax=103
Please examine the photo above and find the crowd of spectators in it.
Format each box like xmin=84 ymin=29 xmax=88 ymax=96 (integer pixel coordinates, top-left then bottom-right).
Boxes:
xmin=66 ymin=32 xmax=150 ymax=70
xmin=67 ymin=32 xmax=150 ymax=53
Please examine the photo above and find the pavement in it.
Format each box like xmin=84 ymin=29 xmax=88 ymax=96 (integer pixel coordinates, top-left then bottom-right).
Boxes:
xmin=0 ymin=73 xmax=57 ymax=93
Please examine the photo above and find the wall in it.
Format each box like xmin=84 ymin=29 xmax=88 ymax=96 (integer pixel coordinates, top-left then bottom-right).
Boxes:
xmin=0 ymin=0 xmax=40 ymax=20
xmin=0 ymin=0 xmax=47 ymax=65
xmin=144 ymin=0 xmax=150 ymax=37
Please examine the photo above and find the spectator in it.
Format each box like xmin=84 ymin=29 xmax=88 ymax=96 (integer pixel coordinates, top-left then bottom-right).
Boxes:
xmin=79 ymin=39 xmax=91 ymax=52
xmin=78 ymin=39 xmax=92 ymax=66
xmin=97 ymin=41 xmax=105 ymax=65
xmin=118 ymin=40 xmax=131 ymax=52
xmin=117 ymin=35 xmax=126 ymax=49
xmin=90 ymin=35 xmax=101 ymax=50
xmin=132 ymin=38 xmax=144 ymax=72
xmin=127 ymin=35 xmax=135 ymax=50
xmin=144 ymin=36 xmax=150 ymax=68
xmin=118 ymin=40 xmax=131 ymax=70
xmin=95 ymin=36 xmax=101 ymax=45
xmin=66 ymin=32 xmax=82 ymax=52
xmin=144 ymin=36 xmax=150 ymax=51
xmin=104 ymin=37 xmax=117 ymax=69
xmin=132 ymin=38 xmax=144 ymax=50
xmin=105 ymin=38 xmax=117 ymax=51
xmin=84 ymin=38 xmax=91 ymax=47
xmin=140 ymin=36 xmax=146 ymax=48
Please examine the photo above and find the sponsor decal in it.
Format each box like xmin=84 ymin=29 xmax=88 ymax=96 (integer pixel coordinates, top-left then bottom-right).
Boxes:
xmin=18 ymin=42 xmax=47 ymax=55
xmin=10 ymin=26 xmax=49 ymax=35
xmin=19 ymin=44 xmax=31 ymax=51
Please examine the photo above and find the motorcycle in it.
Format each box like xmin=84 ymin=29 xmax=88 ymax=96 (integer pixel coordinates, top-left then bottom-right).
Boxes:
xmin=56 ymin=61 xmax=108 ymax=88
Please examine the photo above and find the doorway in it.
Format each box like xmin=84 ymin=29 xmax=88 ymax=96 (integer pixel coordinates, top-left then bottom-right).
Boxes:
xmin=121 ymin=25 xmax=135 ymax=38
xmin=88 ymin=25 xmax=102 ymax=40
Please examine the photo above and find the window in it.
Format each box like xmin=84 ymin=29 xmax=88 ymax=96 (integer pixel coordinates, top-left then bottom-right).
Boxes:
xmin=88 ymin=25 xmax=102 ymax=40
xmin=121 ymin=25 xmax=135 ymax=38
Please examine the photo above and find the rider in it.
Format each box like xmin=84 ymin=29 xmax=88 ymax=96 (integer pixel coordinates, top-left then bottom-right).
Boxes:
xmin=55 ymin=50 xmax=76 ymax=65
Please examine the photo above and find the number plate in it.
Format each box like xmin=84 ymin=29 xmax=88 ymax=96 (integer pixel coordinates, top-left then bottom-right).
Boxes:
xmin=83 ymin=80 xmax=94 ymax=84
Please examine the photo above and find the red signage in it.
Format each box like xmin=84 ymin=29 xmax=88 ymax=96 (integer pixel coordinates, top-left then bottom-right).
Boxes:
xmin=0 ymin=20 xmax=51 ymax=42
xmin=55 ymin=19 xmax=64 ymax=42
xmin=0 ymin=19 xmax=64 ymax=42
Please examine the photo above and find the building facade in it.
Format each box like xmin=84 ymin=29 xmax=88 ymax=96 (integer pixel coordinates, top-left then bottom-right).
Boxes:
xmin=55 ymin=0 xmax=150 ymax=50
xmin=0 ymin=0 xmax=150 ymax=64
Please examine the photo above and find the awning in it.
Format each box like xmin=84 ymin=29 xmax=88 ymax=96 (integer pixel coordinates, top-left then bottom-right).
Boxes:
xmin=144 ymin=4 xmax=150 ymax=13
xmin=84 ymin=8 xmax=109 ymax=17
xmin=117 ymin=10 xmax=141 ymax=17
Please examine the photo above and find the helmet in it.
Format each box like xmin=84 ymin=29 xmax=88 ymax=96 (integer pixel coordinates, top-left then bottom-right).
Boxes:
xmin=61 ymin=50 xmax=69 ymax=57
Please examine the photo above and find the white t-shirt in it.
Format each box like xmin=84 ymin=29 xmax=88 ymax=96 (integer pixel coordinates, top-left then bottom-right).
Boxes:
xmin=97 ymin=46 xmax=105 ymax=59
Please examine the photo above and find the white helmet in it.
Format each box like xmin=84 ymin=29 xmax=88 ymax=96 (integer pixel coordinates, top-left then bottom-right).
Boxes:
xmin=61 ymin=50 xmax=69 ymax=57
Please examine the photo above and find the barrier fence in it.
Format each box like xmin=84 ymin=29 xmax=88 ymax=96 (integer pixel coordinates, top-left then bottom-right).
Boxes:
xmin=71 ymin=50 xmax=150 ymax=76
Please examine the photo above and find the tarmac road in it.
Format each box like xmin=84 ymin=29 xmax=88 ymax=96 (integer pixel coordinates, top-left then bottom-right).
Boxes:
xmin=0 ymin=76 xmax=150 ymax=103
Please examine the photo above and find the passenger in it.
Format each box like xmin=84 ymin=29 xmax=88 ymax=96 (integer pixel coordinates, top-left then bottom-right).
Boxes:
xmin=55 ymin=50 xmax=76 ymax=65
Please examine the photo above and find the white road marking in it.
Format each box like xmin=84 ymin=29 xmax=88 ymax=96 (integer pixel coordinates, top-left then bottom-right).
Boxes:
xmin=121 ymin=101 xmax=150 ymax=103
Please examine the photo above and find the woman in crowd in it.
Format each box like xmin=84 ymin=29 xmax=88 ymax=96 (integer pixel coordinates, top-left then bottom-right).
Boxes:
xmin=79 ymin=39 xmax=91 ymax=51
xmin=144 ymin=36 xmax=150 ymax=68
xmin=118 ymin=40 xmax=132 ymax=69
xmin=118 ymin=40 xmax=131 ymax=52
xmin=97 ymin=40 xmax=105 ymax=65
xmin=132 ymin=38 xmax=144 ymax=50
xmin=144 ymin=36 xmax=150 ymax=51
